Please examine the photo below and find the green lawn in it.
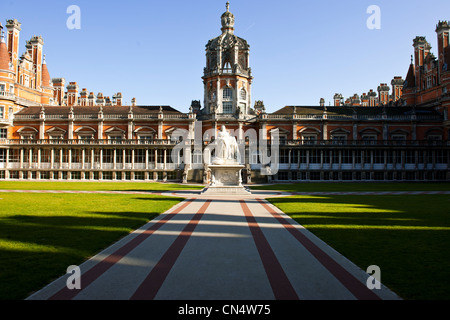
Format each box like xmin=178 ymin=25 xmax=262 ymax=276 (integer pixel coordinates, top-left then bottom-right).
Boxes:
xmin=264 ymin=187 xmax=450 ymax=300
xmin=0 ymin=181 xmax=191 ymax=300
xmin=2 ymin=181 xmax=449 ymax=300
xmin=0 ymin=180 xmax=205 ymax=192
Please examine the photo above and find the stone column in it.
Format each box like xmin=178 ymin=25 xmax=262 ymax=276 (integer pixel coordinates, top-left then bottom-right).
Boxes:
xmin=322 ymin=121 xmax=328 ymax=141
xmin=37 ymin=148 xmax=41 ymax=171
xmin=98 ymin=121 xmax=103 ymax=141
xmin=238 ymin=121 xmax=243 ymax=142
xmin=50 ymin=148 xmax=54 ymax=177
xmin=91 ymin=149 xmax=94 ymax=170
xmin=19 ymin=148 xmax=24 ymax=170
xmin=292 ymin=122 xmax=298 ymax=140
xmin=353 ymin=123 xmax=358 ymax=141
xmin=113 ymin=149 xmax=117 ymax=170
xmin=122 ymin=149 xmax=126 ymax=170
xmin=128 ymin=120 xmax=133 ymax=140
xmin=59 ymin=149 xmax=63 ymax=170
xmin=163 ymin=149 xmax=167 ymax=170
xmin=5 ymin=149 xmax=10 ymax=179
xmin=158 ymin=120 xmax=163 ymax=140
xmin=39 ymin=121 xmax=45 ymax=140
xmin=68 ymin=120 xmax=74 ymax=140
xmin=99 ymin=149 xmax=103 ymax=170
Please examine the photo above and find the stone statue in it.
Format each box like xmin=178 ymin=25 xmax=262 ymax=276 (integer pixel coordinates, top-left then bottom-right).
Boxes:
xmin=202 ymin=125 xmax=250 ymax=195
xmin=213 ymin=125 xmax=240 ymax=165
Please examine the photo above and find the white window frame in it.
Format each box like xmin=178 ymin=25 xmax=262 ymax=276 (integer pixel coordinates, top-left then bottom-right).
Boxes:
xmin=239 ymin=102 xmax=246 ymax=114
xmin=137 ymin=134 xmax=154 ymax=142
xmin=331 ymin=134 xmax=347 ymax=145
xmin=427 ymin=135 xmax=442 ymax=141
xmin=240 ymin=88 xmax=247 ymax=100
xmin=223 ymin=88 xmax=233 ymax=101
xmin=108 ymin=134 xmax=124 ymax=141
xmin=0 ymin=128 xmax=7 ymax=139
xmin=49 ymin=134 xmax=65 ymax=140
xmin=391 ymin=134 xmax=406 ymax=145
xmin=192 ymin=150 xmax=203 ymax=164
xmin=302 ymin=134 xmax=318 ymax=145
xmin=362 ymin=134 xmax=377 ymax=145
xmin=223 ymin=101 xmax=233 ymax=114
xmin=77 ymin=132 xmax=95 ymax=142
xmin=20 ymin=133 xmax=35 ymax=140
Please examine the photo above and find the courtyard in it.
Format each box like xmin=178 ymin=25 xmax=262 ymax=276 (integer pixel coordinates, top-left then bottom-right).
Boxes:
xmin=0 ymin=181 xmax=449 ymax=300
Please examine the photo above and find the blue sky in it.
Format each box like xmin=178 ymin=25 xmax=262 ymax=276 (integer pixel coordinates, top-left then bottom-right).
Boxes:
xmin=1 ymin=0 xmax=449 ymax=112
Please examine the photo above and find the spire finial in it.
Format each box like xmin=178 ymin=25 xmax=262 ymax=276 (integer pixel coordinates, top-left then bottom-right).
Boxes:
xmin=0 ymin=30 xmax=5 ymax=43
xmin=226 ymin=2 xmax=230 ymax=12
xmin=411 ymin=55 xmax=413 ymax=65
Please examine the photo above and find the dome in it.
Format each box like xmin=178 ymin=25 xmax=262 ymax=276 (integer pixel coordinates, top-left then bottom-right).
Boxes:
xmin=221 ymin=2 xmax=235 ymax=33
xmin=206 ymin=33 xmax=249 ymax=52
xmin=206 ymin=3 xmax=249 ymax=52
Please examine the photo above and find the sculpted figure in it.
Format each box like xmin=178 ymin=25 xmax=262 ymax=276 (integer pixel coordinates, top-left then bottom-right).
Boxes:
xmin=213 ymin=125 xmax=240 ymax=164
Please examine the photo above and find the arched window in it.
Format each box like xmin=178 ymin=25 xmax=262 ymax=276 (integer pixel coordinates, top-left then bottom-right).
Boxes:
xmin=223 ymin=61 xmax=232 ymax=73
xmin=240 ymin=88 xmax=247 ymax=100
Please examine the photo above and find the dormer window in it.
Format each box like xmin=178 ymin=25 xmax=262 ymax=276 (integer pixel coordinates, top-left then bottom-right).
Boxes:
xmin=46 ymin=127 xmax=67 ymax=141
xmin=105 ymin=127 xmax=125 ymax=143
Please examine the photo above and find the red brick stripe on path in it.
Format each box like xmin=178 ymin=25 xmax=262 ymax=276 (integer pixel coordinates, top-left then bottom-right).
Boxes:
xmin=256 ymin=199 xmax=381 ymax=300
xmin=240 ymin=200 xmax=299 ymax=300
xmin=130 ymin=200 xmax=212 ymax=300
xmin=49 ymin=198 xmax=196 ymax=300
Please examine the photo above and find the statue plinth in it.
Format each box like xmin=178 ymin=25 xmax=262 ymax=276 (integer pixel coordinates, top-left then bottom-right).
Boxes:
xmin=202 ymin=164 xmax=251 ymax=195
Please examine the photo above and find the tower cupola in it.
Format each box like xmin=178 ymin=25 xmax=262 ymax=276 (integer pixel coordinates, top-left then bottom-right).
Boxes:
xmin=221 ymin=2 xmax=235 ymax=34
xmin=202 ymin=3 xmax=252 ymax=117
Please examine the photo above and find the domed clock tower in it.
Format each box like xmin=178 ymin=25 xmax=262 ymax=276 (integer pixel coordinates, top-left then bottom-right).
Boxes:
xmin=202 ymin=2 xmax=252 ymax=116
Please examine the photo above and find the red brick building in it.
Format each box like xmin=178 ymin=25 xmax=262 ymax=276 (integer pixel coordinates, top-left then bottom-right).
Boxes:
xmin=0 ymin=6 xmax=449 ymax=183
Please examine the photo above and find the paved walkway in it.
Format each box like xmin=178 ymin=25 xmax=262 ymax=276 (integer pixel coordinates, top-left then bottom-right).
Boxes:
xmin=21 ymin=189 xmax=403 ymax=300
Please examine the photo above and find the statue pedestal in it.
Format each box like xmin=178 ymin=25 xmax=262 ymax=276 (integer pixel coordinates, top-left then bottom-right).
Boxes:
xmin=202 ymin=164 xmax=251 ymax=195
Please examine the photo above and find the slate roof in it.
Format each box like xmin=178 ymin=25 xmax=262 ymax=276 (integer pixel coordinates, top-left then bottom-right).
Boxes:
xmin=16 ymin=105 xmax=182 ymax=115
xmin=272 ymin=106 xmax=442 ymax=116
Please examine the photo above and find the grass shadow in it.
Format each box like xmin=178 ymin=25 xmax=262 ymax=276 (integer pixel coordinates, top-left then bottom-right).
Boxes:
xmin=267 ymin=194 xmax=450 ymax=300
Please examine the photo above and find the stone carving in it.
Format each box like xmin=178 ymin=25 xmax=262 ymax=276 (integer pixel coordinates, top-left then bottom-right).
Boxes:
xmin=212 ymin=125 xmax=240 ymax=165
xmin=202 ymin=125 xmax=250 ymax=195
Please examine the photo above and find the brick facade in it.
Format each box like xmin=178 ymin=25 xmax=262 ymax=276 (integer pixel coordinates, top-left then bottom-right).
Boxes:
xmin=0 ymin=8 xmax=449 ymax=183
